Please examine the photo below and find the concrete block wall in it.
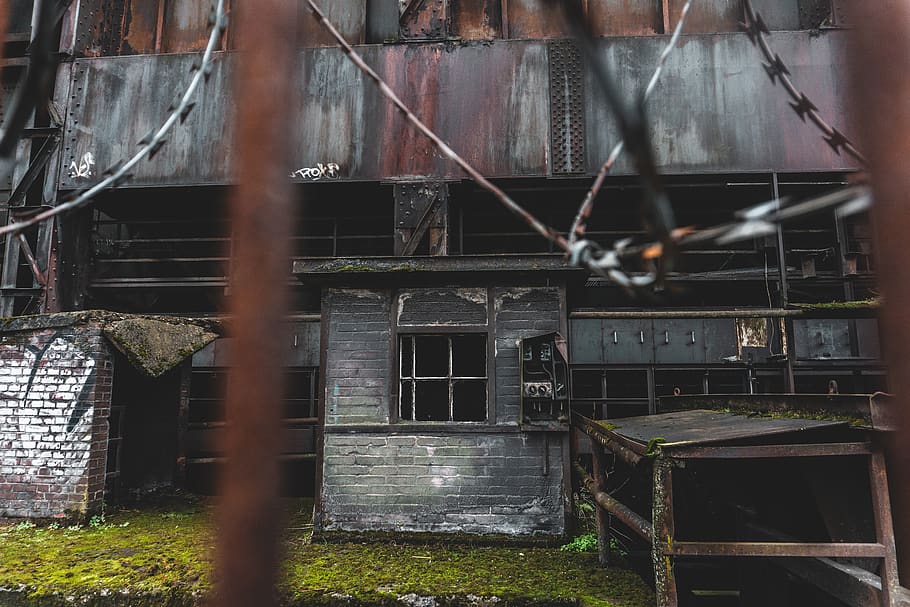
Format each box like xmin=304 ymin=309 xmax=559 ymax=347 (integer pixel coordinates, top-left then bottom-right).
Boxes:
xmin=319 ymin=286 xmax=568 ymax=536
xmin=0 ymin=324 xmax=113 ymax=518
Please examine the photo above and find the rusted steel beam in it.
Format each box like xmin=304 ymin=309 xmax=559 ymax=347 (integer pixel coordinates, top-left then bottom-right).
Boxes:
xmin=573 ymin=415 xmax=645 ymax=467
xmin=570 ymin=309 xmax=858 ymax=319
xmin=573 ymin=460 xmax=653 ymax=544
xmin=16 ymin=233 xmax=46 ymax=287
xmin=154 ymin=0 xmax=166 ymax=53
xmin=663 ymin=442 xmax=873 ymax=459
xmin=591 ymin=443 xmax=611 ymax=564
xmin=652 ymin=457 xmax=677 ymax=607
xmin=212 ymin=1 xmax=297 ymax=607
xmin=745 ymin=521 xmax=892 ymax=607
xmin=870 ymin=451 xmax=901 ymax=606
xmin=667 ymin=542 xmax=887 ymax=558
xmin=845 ymin=2 xmax=910 ymax=584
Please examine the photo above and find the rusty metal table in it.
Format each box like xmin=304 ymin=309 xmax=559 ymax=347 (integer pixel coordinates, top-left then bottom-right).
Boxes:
xmin=574 ymin=408 xmax=900 ymax=607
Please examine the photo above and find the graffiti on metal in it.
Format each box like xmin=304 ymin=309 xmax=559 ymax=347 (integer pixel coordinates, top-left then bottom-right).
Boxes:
xmin=68 ymin=152 xmax=96 ymax=179
xmin=289 ymin=163 xmax=341 ymax=181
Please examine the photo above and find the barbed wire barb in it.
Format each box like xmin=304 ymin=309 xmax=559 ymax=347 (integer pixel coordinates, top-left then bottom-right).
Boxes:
xmin=303 ymin=0 xmax=568 ymax=252
xmin=741 ymin=0 xmax=866 ymax=165
xmin=569 ymin=0 xmax=693 ymax=247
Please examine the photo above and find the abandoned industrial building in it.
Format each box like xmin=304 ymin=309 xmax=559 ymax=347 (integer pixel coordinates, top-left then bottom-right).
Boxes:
xmin=0 ymin=0 xmax=904 ymax=605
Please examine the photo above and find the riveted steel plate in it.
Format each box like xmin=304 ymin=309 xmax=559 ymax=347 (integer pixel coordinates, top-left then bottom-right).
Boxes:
xmin=549 ymin=39 xmax=585 ymax=175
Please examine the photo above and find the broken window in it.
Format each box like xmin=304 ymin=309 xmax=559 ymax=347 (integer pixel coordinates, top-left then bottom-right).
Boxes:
xmin=399 ymin=334 xmax=487 ymax=422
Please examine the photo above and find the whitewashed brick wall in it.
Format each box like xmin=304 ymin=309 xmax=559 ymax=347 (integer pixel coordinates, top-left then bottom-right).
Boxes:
xmin=0 ymin=325 xmax=113 ymax=518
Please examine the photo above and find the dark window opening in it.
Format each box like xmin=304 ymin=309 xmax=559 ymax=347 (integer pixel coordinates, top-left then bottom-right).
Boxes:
xmin=399 ymin=334 xmax=487 ymax=422
xmin=185 ymin=366 xmax=319 ymax=496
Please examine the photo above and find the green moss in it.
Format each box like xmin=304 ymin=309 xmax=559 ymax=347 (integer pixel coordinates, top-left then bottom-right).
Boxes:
xmin=714 ymin=407 xmax=868 ymax=427
xmin=103 ymin=318 xmax=217 ymax=378
xmin=791 ymin=298 xmax=880 ymax=310
xmin=329 ymin=264 xmax=422 ymax=273
xmin=645 ymin=438 xmax=666 ymax=456
xmin=595 ymin=422 xmax=617 ymax=432
xmin=0 ymin=501 xmax=653 ymax=607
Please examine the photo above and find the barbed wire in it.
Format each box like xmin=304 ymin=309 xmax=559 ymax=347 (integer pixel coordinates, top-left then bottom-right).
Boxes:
xmin=545 ymin=0 xmax=676 ymax=286
xmin=0 ymin=0 xmax=228 ymax=239
xmin=741 ymin=0 xmax=866 ymax=166
xmin=569 ymin=0 xmax=692 ymax=247
xmin=306 ymin=0 xmax=871 ymax=292
xmin=303 ymin=0 xmax=568 ymax=252
xmin=570 ymin=185 xmax=872 ymax=287
xmin=0 ymin=1 xmax=872 ymax=297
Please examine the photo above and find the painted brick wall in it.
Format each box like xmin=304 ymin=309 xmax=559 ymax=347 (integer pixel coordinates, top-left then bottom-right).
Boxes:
xmin=0 ymin=324 xmax=113 ymax=518
xmin=494 ymin=287 xmax=562 ymax=424
xmin=323 ymin=289 xmax=392 ymax=426
xmin=319 ymin=286 xmax=567 ymax=536
xmin=322 ymin=432 xmax=565 ymax=535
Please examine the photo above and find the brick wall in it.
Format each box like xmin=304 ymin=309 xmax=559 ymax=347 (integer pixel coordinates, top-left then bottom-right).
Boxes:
xmin=319 ymin=286 xmax=567 ymax=536
xmin=0 ymin=324 xmax=113 ymax=518
xmin=323 ymin=289 xmax=392 ymax=426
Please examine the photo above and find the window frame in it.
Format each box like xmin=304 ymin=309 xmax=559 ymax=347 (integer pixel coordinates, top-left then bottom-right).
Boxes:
xmin=396 ymin=331 xmax=491 ymax=423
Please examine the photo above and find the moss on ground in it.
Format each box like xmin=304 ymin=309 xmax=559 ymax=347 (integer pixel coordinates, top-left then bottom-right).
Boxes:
xmin=0 ymin=500 xmax=653 ymax=607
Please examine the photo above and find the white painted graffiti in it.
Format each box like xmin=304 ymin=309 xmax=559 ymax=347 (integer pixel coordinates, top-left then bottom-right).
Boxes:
xmin=0 ymin=332 xmax=96 ymax=517
xmin=290 ymin=162 xmax=341 ymax=181
xmin=68 ymin=152 xmax=96 ymax=179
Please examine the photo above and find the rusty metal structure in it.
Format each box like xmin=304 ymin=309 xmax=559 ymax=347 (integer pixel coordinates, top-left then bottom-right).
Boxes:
xmin=574 ymin=396 xmax=903 ymax=606
xmin=0 ymin=0 xmax=902 ymax=605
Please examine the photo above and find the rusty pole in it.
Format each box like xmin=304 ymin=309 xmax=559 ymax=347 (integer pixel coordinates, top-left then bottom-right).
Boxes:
xmin=213 ymin=0 xmax=298 ymax=606
xmin=844 ymin=2 xmax=910 ymax=585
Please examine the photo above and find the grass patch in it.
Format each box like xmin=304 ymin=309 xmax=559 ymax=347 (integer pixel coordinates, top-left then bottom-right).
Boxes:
xmin=0 ymin=499 xmax=653 ymax=607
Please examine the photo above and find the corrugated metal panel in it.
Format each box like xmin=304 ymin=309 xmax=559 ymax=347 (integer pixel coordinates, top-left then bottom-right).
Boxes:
xmin=60 ymin=51 xmax=235 ymax=187
xmin=505 ymin=0 xmax=568 ymax=39
xmin=59 ymin=32 xmax=855 ymax=188
xmin=60 ymin=41 xmax=549 ymax=187
xmin=666 ymin=0 xmax=741 ymax=33
xmin=751 ymin=0 xmax=802 ymax=31
xmin=588 ymin=0 xmax=661 ymax=36
xmin=159 ymin=0 xmax=214 ymax=53
xmin=451 ymin=0 xmax=502 ymax=40
xmin=300 ymin=0 xmax=366 ymax=47
xmin=119 ymin=0 xmax=158 ymax=54
xmin=585 ymin=32 xmax=857 ymax=174
xmin=308 ymin=40 xmax=550 ymax=178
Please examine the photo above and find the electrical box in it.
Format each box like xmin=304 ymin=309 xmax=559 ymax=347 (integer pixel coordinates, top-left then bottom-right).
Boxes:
xmin=519 ymin=332 xmax=569 ymax=429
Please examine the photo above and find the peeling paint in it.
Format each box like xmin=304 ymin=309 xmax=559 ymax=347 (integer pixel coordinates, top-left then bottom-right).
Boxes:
xmin=737 ymin=317 xmax=769 ymax=347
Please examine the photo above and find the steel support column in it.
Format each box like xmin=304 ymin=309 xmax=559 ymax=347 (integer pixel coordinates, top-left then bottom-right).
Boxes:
xmin=653 ymin=457 xmax=677 ymax=607
xmin=591 ymin=442 xmax=611 ymax=565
